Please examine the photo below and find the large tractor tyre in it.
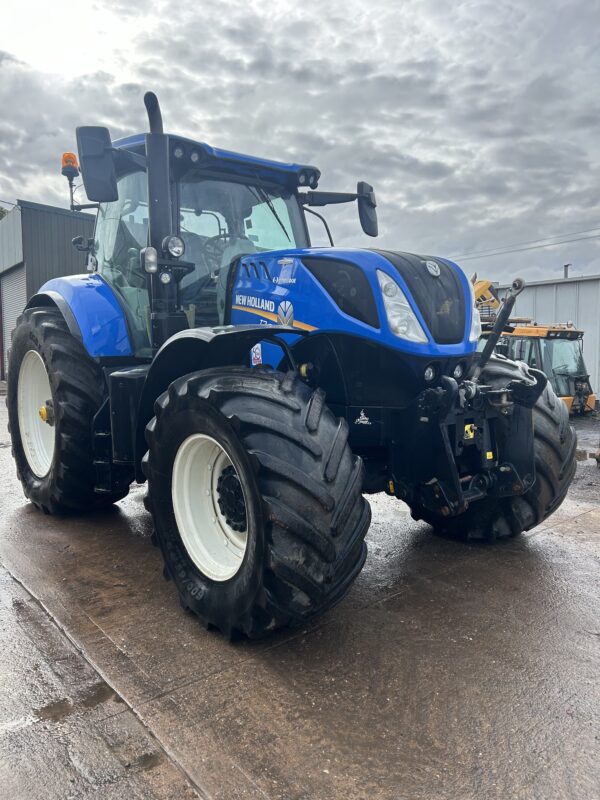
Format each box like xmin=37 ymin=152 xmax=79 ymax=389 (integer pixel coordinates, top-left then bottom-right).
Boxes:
xmin=143 ymin=367 xmax=370 ymax=638
xmin=6 ymin=307 xmax=129 ymax=514
xmin=411 ymin=356 xmax=577 ymax=542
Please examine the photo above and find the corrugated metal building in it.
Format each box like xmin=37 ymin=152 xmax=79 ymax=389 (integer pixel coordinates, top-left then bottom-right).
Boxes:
xmin=499 ymin=274 xmax=600 ymax=392
xmin=0 ymin=200 xmax=94 ymax=378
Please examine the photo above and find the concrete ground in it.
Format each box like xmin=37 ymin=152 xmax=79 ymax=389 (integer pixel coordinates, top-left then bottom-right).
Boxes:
xmin=0 ymin=403 xmax=598 ymax=800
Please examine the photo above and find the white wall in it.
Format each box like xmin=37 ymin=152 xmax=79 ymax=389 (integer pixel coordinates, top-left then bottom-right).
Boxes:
xmin=498 ymin=276 xmax=600 ymax=392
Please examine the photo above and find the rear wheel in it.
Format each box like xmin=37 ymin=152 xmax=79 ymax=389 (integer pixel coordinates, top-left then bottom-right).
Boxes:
xmin=143 ymin=367 xmax=370 ymax=638
xmin=7 ymin=306 xmax=129 ymax=513
xmin=411 ymin=356 xmax=577 ymax=541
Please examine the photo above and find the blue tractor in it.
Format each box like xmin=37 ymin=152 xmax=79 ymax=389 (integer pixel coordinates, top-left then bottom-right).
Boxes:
xmin=7 ymin=93 xmax=576 ymax=637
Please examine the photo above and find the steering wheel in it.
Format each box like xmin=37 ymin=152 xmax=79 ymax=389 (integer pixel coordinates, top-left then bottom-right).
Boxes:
xmin=200 ymin=233 xmax=234 ymax=276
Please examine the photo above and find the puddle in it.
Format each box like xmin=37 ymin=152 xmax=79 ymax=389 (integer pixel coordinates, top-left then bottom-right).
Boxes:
xmin=126 ymin=752 xmax=163 ymax=772
xmin=34 ymin=681 xmax=123 ymax=723
xmin=80 ymin=681 xmax=121 ymax=709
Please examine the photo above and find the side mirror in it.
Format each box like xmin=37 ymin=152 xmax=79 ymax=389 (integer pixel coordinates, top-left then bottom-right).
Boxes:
xmin=71 ymin=236 xmax=93 ymax=252
xmin=75 ymin=126 xmax=118 ymax=203
xmin=357 ymin=181 xmax=378 ymax=237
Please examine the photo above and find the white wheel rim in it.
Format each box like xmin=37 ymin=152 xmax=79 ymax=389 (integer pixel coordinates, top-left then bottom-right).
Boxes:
xmin=17 ymin=350 xmax=56 ymax=478
xmin=172 ymin=434 xmax=248 ymax=582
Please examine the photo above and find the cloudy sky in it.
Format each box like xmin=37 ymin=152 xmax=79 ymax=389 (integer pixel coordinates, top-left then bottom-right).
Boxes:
xmin=1 ymin=0 xmax=599 ymax=282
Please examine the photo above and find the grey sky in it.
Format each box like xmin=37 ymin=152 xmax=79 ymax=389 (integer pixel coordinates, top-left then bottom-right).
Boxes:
xmin=0 ymin=0 xmax=599 ymax=282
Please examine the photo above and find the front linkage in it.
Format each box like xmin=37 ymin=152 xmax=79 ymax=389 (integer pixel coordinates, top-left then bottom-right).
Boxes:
xmin=388 ymin=277 xmax=547 ymax=517
xmin=388 ymin=367 xmax=546 ymax=517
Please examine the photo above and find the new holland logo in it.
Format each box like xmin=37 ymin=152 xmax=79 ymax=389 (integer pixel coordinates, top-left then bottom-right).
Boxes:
xmin=277 ymin=300 xmax=294 ymax=326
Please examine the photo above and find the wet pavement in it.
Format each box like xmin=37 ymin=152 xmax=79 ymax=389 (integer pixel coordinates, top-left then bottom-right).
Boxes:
xmin=0 ymin=404 xmax=598 ymax=799
xmin=573 ymin=412 xmax=600 ymax=460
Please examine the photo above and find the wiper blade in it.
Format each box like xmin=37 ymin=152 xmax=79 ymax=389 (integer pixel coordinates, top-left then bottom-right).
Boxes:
xmin=247 ymin=186 xmax=290 ymax=243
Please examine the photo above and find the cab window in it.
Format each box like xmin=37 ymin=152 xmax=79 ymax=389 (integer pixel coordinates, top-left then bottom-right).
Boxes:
xmin=94 ymin=170 xmax=151 ymax=355
xmin=512 ymin=338 xmax=538 ymax=369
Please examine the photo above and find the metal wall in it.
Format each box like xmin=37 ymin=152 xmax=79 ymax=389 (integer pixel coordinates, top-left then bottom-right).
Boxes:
xmin=19 ymin=201 xmax=94 ymax=297
xmin=1 ymin=265 xmax=26 ymax=377
xmin=0 ymin=200 xmax=95 ymax=379
xmin=0 ymin=206 xmax=24 ymax=275
xmin=499 ymin=275 xmax=600 ymax=392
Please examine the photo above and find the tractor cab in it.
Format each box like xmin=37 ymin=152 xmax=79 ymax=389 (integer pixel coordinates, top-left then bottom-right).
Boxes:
xmin=91 ymin=144 xmax=311 ymax=355
xmin=70 ymin=98 xmax=377 ymax=356
xmin=498 ymin=323 xmax=596 ymax=414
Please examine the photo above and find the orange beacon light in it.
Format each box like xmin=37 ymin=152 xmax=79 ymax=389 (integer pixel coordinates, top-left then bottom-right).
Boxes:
xmin=61 ymin=151 xmax=80 ymax=181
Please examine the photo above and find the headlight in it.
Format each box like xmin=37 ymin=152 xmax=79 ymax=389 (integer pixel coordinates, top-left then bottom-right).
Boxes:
xmin=377 ymin=270 xmax=428 ymax=343
xmin=162 ymin=235 xmax=185 ymax=258
xmin=468 ymin=281 xmax=482 ymax=342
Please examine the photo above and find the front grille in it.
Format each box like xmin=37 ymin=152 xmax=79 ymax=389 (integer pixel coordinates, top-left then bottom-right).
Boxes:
xmin=374 ymin=250 xmax=466 ymax=344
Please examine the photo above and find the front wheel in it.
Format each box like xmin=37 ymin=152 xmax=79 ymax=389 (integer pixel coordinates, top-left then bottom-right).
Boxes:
xmin=411 ymin=356 xmax=577 ymax=542
xmin=143 ymin=367 xmax=370 ymax=638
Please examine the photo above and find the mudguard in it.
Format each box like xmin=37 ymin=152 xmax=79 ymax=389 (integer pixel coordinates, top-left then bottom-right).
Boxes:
xmin=27 ymin=274 xmax=133 ymax=357
xmin=133 ymin=325 xmax=305 ymax=480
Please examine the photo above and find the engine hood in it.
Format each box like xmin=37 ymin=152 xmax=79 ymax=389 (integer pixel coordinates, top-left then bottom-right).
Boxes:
xmin=231 ymin=246 xmax=476 ymax=358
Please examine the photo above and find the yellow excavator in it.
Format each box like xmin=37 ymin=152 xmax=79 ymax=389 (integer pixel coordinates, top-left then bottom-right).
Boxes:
xmin=474 ymin=277 xmax=596 ymax=415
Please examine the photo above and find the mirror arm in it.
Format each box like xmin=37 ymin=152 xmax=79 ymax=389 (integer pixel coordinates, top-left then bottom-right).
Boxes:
xmin=303 ymin=207 xmax=334 ymax=246
xmin=72 ymin=202 xmax=100 ymax=212
xmin=299 ymin=187 xmax=376 ymax=209
xmin=299 ymin=191 xmax=358 ymax=207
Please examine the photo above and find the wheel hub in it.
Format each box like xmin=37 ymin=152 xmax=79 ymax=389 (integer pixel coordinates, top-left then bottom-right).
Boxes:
xmin=38 ymin=400 xmax=54 ymax=426
xmin=171 ymin=433 xmax=249 ymax=582
xmin=216 ymin=466 xmax=247 ymax=531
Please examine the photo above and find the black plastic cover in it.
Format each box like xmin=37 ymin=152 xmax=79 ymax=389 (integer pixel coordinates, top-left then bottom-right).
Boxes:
xmin=375 ymin=250 xmax=466 ymax=344
xmin=301 ymin=257 xmax=380 ymax=329
xmin=109 ymin=366 xmax=150 ymax=463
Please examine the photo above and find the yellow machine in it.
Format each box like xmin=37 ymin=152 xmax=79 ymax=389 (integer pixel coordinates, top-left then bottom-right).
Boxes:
xmin=474 ymin=277 xmax=596 ymax=415
xmin=473 ymin=278 xmax=501 ymax=317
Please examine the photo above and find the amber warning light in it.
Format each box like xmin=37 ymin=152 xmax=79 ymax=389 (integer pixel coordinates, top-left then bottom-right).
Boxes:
xmin=61 ymin=152 xmax=79 ymax=180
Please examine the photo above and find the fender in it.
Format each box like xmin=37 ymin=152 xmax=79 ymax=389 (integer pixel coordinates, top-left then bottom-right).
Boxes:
xmin=27 ymin=274 xmax=133 ymax=357
xmin=133 ymin=325 xmax=306 ymax=480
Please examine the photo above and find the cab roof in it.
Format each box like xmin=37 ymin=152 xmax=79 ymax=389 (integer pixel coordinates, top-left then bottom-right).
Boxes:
xmin=112 ymin=133 xmax=320 ymax=189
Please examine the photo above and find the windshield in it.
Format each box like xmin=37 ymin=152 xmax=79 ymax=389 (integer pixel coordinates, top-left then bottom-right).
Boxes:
xmin=539 ymin=337 xmax=586 ymax=396
xmin=177 ymin=178 xmax=308 ymax=326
